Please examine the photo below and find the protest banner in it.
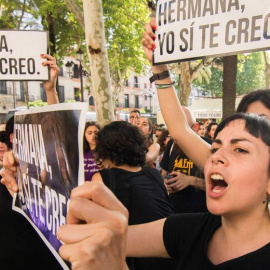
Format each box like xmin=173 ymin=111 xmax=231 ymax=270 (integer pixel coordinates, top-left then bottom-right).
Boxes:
xmin=12 ymin=103 xmax=88 ymax=269
xmin=0 ymin=30 xmax=49 ymax=80
xmin=153 ymin=0 xmax=270 ymax=65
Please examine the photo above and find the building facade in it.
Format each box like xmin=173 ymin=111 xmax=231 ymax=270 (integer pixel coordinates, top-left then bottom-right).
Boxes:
xmin=0 ymin=59 xmax=158 ymax=124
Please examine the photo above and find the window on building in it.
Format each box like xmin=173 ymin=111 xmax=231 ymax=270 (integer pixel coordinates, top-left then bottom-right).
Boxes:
xmin=125 ymin=94 xmax=129 ymax=108
xmin=74 ymin=88 xmax=80 ymax=101
xmin=89 ymin=96 xmax=95 ymax=106
xmin=59 ymin=67 xmax=64 ymax=76
xmin=73 ymin=64 xmax=79 ymax=79
xmin=125 ymin=80 xmax=129 ymax=87
xmin=144 ymin=95 xmax=147 ymax=101
xmin=144 ymin=83 xmax=147 ymax=89
xmin=0 ymin=81 xmax=7 ymax=94
xmin=135 ymin=95 xmax=139 ymax=108
xmin=19 ymin=82 xmax=25 ymax=101
xmin=58 ymin=85 xmax=65 ymax=103
xmin=134 ymin=76 xmax=139 ymax=88
xmin=40 ymin=84 xmax=47 ymax=102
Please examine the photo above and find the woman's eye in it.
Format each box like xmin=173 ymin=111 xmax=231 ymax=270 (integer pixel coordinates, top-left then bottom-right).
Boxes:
xmin=210 ymin=148 xmax=219 ymax=154
xmin=235 ymin=148 xmax=248 ymax=153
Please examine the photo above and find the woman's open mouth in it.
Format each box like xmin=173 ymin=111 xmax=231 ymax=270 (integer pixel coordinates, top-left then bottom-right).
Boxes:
xmin=209 ymin=173 xmax=228 ymax=196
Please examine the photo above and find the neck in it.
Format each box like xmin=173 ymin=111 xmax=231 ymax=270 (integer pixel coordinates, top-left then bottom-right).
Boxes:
xmin=111 ymin=163 xmax=142 ymax=172
xmin=219 ymin=211 xmax=270 ymax=249
xmin=89 ymin=144 xmax=95 ymax=150
xmin=209 ymin=211 xmax=270 ymax=264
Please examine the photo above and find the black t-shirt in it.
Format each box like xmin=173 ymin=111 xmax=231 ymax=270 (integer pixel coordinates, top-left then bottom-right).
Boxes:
xmin=100 ymin=167 xmax=173 ymax=224
xmin=99 ymin=167 xmax=177 ymax=270
xmin=0 ymin=183 xmax=62 ymax=269
xmin=163 ymin=213 xmax=270 ymax=270
xmin=160 ymin=139 xmax=209 ymax=213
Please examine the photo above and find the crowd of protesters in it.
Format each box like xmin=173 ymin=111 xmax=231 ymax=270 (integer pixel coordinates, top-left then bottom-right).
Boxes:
xmin=1 ymin=18 xmax=270 ymax=270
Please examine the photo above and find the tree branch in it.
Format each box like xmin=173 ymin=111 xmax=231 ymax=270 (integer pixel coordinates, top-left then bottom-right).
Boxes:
xmin=63 ymin=0 xmax=85 ymax=30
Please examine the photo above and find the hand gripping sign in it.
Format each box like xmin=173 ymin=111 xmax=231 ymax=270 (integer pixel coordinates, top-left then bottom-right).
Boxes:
xmin=153 ymin=0 xmax=270 ymax=65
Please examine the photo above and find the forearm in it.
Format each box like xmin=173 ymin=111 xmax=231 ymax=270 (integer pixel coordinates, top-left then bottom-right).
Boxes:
xmin=146 ymin=143 xmax=160 ymax=163
xmin=126 ymin=219 xmax=169 ymax=258
xmin=188 ymin=176 xmax=206 ymax=191
xmin=153 ymin=72 xmax=210 ymax=170
xmin=46 ymin=89 xmax=59 ymax=105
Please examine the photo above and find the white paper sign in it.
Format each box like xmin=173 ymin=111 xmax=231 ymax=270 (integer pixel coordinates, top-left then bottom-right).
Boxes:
xmin=153 ymin=0 xmax=270 ymax=64
xmin=0 ymin=30 xmax=49 ymax=80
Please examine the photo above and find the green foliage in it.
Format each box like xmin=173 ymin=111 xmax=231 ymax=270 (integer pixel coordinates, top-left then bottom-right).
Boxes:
xmin=28 ymin=100 xmax=47 ymax=107
xmin=193 ymin=66 xmax=223 ymax=97
xmin=64 ymin=99 xmax=76 ymax=103
xmin=103 ymin=0 xmax=150 ymax=83
xmin=0 ymin=0 xmax=85 ymax=61
xmin=193 ymin=52 xmax=265 ymax=97
xmin=236 ymin=52 xmax=265 ymax=94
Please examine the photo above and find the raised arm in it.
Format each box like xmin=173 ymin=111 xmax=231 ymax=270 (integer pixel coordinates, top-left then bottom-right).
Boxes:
xmin=142 ymin=19 xmax=210 ymax=170
xmin=41 ymin=54 xmax=60 ymax=105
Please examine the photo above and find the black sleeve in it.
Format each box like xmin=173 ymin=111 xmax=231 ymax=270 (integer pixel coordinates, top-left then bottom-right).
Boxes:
xmin=163 ymin=213 xmax=220 ymax=260
xmin=160 ymin=139 xmax=174 ymax=171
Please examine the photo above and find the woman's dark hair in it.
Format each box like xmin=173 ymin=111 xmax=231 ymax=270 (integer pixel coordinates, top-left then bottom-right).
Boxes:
xmin=205 ymin=122 xmax=219 ymax=140
xmin=236 ymin=89 xmax=270 ymax=113
xmin=0 ymin=131 xmax=10 ymax=149
xmin=214 ymin=113 xmax=270 ymax=173
xmin=138 ymin=116 xmax=154 ymax=146
xmin=156 ymin=129 xmax=169 ymax=154
xmin=96 ymin=121 xmax=148 ymax=167
xmin=83 ymin=121 xmax=101 ymax=153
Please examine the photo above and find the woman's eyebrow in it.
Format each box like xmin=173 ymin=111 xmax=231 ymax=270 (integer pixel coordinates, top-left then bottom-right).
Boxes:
xmin=213 ymin=138 xmax=252 ymax=145
xmin=230 ymin=138 xmax=252 ymax=144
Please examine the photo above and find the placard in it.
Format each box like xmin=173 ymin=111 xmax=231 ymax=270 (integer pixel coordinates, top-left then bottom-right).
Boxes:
xmin=0 ymin=30 xmax=49 ymax=80
xmin=153 ymin=0 xmax=270 ymax=64
xmin=12 ymin=103 xmax=88 ymax=269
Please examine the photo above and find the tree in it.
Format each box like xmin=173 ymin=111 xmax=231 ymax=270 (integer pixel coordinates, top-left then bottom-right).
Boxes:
xmin=222 ymin=55 xmax=237 ymax=120
xmin=236 ymin=53 xmax=265 ymax=94
xmin=263 ymin=51 xmax=270 ymax=88
xmin=81 ymin=0 xmax=114 ymax=126
xmin=193 ymin=65 xmax=223 ymax=97
xmin=170 ymin=60 xmax=212 ymax=106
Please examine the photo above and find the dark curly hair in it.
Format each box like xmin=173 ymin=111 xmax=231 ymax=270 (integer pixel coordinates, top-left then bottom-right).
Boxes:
xmin=95 ymin=121 xmax=148 ymax=167
xmin=83 ymin=121 xmax=101 ymax=153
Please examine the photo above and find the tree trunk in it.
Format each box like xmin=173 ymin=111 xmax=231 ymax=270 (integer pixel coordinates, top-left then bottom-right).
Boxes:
xmin=263 ymin=52 xmax=270 ymax=88
xmin=82 ymin=0 xmax=115 ymax=126
xmin=222 ymin=55 xmax=237 ymax=120
xmin=179 ymin=62 xmax=192 ymax=106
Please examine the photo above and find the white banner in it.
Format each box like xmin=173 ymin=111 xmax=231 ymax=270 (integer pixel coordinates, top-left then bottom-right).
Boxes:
xmin=153 ymin=0 xmax=270 ymax=64
xmin=0 ymin=30 xmax=49 ymax=80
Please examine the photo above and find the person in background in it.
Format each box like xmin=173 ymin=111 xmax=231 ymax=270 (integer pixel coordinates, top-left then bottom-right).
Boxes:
xmin=236 ymin=89 xmax=270 ymax=119
xmin=136 ymin=116 xmax=160 ymax=167
xmin=205 ymin=122 xmax=219 ymax=141
xmin=202 ymin=118 xmax=211 ymax=127
xmin=83 ymin=121 xmax=101 ymax=181
xmin=197 ymin=121 xmax=206 ymax=137
xmin=91 ymin=120 xmax=176 ymax=269
xmin=0 ymin=131 xmax=10 ymax=169
xmin=155 ymin=129 xmax=170 ymax=172
xmin=160 ymin=106 xmax=208 ymax=213
xmin=129 ymin=109 xmax=141 ymax=125
xmin=154 ymin=124 xmax=166 ymax=141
